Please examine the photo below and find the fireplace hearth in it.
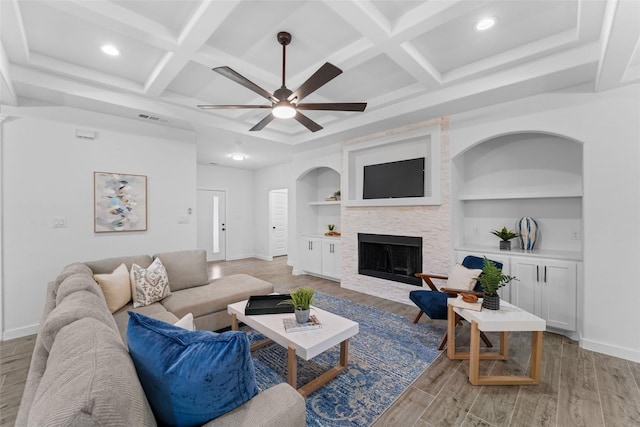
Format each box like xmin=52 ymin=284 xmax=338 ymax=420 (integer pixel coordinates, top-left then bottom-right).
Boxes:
xmin=358 ymin=233 xmax=422 ymax=286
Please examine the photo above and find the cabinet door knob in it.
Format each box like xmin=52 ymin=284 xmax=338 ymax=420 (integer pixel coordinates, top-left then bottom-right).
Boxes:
xmin=536 ymin=265 xmax=539 ymax=282
xmin=544 ymin=266 xmax=547 ymax=283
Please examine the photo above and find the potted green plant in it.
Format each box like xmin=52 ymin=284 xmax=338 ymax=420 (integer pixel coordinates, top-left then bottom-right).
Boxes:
xmin=279 ymin=287 xmax=315 ymax=323
xmin=491 ymin=226 xmax=519 ymax=250
xmin=478 ymin=257 xmax=517 ymax=310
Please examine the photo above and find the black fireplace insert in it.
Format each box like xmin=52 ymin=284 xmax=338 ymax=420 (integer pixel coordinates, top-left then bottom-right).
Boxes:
xmin=358 ymin=233 xmax=422 ymax=286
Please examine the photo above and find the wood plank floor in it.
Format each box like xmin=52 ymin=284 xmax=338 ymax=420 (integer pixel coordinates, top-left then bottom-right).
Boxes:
xmin=2 ymin=257 xmax=639 ymax=427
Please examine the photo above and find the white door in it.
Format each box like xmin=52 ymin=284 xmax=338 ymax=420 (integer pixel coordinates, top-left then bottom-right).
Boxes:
xmin=197 ymin=190 xmax=226 ymax=261
xmin=269 ymin=189 xmax=288 ymax=257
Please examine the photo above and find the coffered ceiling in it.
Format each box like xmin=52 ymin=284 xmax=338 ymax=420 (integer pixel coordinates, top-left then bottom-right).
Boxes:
xmin=1 ymin=0 xmax=638 ymax=169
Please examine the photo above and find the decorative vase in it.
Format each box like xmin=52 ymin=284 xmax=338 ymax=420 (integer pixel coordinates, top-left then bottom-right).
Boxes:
xmin=295 ymin=309 xmax=310 ymax=324
xmin=517 ymin=217 xmax=539 ymax=250
xmin=499 ymin=240 xmax=511 ymax=250
xmin=482 ymin=294 xmax=500 ymax=310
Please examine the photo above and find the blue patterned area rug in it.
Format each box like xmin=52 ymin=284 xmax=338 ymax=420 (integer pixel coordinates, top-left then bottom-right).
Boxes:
xmin=241 ymin=292 xmax=445 ymax=427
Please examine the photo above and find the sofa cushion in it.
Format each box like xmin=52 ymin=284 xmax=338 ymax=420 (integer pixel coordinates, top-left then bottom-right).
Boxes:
xmin=85 ymin=254 xmax=153 ymax=275
xmin=174 ymin=312 xmax=195 ymax=331
xmin=153 ymin=249 xmax=209 ymax=291
xmin=130 ymin=258 xmax=171 ymax=308
xmin=54 ymin=262 xmax=93 ymax=287
xmin=447 ymin=263 xmax=483 ymax=291
xmin=127 ymin=312 xmax=258 ymax=427
xmin=160 ymin=274 xmax=274 ymax=319
xmin=28 ymin=317 xmax=156 ymax=426
xmin=93 ymin=263 xmax=132 ymax=313
xmin=42 ymin=290 xmax=118 ymax=352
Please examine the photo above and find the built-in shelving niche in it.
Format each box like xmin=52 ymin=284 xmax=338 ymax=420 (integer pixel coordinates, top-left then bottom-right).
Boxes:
xmin=452 ymin=132 xmax=583 ymax=256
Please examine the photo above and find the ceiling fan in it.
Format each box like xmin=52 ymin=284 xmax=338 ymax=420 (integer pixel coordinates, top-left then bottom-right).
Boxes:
xmin=197 ymin=32 xmax=367 ymax=132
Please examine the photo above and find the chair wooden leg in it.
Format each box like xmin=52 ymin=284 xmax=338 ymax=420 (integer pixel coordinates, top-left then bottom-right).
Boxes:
xmin=413 ymin=310 xmax=424 ymax=324
xmin=480 ymin=331 xmax=493 ymax=348
xmin=438 ymin=332 xmax=448 ymax=351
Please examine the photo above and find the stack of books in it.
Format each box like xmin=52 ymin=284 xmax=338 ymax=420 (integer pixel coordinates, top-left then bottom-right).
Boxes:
xmin=283 ymin=315 xmax=322 ymax=332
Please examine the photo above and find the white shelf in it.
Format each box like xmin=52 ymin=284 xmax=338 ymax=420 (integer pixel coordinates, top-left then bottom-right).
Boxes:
xmin=459 ymin=190 xmax=582 ymax=201
xmin=455 ymin=245 xmax=582 ymax=261
xmin=308 ymin=200 xmax=341 ymax=206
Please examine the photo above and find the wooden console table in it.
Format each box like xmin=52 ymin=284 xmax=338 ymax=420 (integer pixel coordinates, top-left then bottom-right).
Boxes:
xmin=447 ymin=299 xmax=546 ymax=385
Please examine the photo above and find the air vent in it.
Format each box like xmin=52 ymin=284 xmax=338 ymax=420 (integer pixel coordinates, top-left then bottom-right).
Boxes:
xmin=138 ymin=113 xmax=169 ymax=123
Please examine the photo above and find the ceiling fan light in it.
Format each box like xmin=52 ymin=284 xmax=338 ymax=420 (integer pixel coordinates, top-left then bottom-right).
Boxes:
xmin=272 ymin=102 xmax=296 ymax=119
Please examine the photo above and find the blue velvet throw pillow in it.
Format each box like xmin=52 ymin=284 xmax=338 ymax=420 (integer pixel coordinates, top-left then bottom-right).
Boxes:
xmin=126 ymin=312 xmax=258 ymax=427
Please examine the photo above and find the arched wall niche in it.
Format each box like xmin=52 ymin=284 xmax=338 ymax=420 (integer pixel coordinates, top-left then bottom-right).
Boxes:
xmin=452 ymin=131 xmax=583 ymax=254
xmin=295 ymin=165 xmax=341 ymax=238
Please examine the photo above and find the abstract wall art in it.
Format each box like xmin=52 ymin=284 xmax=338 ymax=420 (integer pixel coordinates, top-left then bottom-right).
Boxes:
xmin=94 ymin=172 xmax=147 ymax=232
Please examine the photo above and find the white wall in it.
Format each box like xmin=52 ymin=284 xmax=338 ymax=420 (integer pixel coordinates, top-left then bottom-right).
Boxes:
xmin=197 ymin=164 xmax=254 ymax=260
xmin=1 ymin=112 xmax=197 ymax=339
xmin=253 ymin=162 xmax=293 ymax=260
xmin=449 ymin=84 xmax=640 ymax=362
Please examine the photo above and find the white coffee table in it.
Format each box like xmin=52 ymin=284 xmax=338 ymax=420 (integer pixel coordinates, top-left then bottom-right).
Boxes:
xmin=447 ymin=299 xmax=546 ymax=386
xmin=227 ymin=300 xmax=359 ymax=397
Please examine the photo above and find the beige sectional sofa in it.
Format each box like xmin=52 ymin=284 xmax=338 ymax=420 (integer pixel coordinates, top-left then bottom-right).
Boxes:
xmin=16 ymin=249 xmax=306 ymax=427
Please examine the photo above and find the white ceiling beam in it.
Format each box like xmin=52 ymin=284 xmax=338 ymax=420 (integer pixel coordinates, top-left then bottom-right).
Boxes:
xmin=595 ymin=0 xmax=640 ymax=91
xmin=0 ymin=41 xmax=17 ymax=106
xmin=144 ymin=1 xmax=239 ymax=97
xmin=1 ymin=0 xmax=30 ymax=63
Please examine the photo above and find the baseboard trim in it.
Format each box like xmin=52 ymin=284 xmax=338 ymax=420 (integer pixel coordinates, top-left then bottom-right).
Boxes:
xmin=2 ymin=323 xmax=39 ymax=341
xmin=253 ymin=254 xmax=273 ymax=261
xmin=580 ymin=337 xmax=640 ymax=363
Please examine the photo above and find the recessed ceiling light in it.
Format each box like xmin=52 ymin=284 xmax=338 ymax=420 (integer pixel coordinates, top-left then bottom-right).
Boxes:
xmin=230 ymin=153 xmax=246 ymax=161
xmin=476 ymin=17 xmax=496 ymax=31
xmin=101 ymin=44 xmax=120 ymax=56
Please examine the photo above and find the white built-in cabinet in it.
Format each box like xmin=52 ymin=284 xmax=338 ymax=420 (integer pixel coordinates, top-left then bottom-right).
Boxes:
xmin=456 ymin=248 xmax=580 ymax=333
xmin=300 ymin=236 xmax=341 ymax=280
xmin=296 ymin=166 xmax=342 ymax=281
xmin=511 ymin=257 xmax=577 ymax=331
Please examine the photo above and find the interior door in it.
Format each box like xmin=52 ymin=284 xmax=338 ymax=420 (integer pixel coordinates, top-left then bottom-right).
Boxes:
xmin=197 ymin=190 xmax=226 ymax=261
xmin=269 ymin=189 xmax=288 ymax=257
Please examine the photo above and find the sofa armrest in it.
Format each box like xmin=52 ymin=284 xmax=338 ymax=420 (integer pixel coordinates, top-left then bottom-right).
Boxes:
xmin=202 ymin=383 xmax=306 ymax=427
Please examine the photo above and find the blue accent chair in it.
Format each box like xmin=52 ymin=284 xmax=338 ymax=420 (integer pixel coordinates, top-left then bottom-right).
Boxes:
xmin=409 ymin=255 xmax=503 ymax=350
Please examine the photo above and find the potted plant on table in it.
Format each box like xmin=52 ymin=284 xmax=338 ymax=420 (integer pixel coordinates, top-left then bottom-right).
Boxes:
xmin=279 ymin=287 xmax=315 ymax=323
xmin=478 ymin=257 xmax=517 ymax=310
xmin=491 ymin=226 xmax=519 ymax=250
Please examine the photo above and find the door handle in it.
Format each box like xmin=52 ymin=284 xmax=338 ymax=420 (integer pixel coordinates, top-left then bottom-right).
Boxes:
xmin=273 ymin=226 xmax=276 ymax=230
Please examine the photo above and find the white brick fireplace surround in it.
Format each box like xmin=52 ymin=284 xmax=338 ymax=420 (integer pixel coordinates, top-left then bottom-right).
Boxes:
xmin=341 ymin=118 xmax=451 ymax=306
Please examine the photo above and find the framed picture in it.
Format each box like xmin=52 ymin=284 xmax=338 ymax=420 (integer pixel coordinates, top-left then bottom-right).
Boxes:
xmin=94 ymin=172 xmax=147 ymax=232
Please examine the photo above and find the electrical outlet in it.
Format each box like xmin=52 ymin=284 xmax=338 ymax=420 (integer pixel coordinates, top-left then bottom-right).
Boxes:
xmin=177 ymin=216 xmax=190 ymax=224
xmin=52 ymin=217 xmax=67 ymax=228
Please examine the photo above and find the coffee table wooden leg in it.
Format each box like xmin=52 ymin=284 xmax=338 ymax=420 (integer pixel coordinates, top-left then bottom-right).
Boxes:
xmin=297 ymin=340 xmax=350 ymax=398
xmin=499 ymin=331 xmax=509 ymax=360
xmin=287 ymin=345 xmax=297 ymax=389
xmin=447 ymin=304 xmax=456 ymax=359
xmin=469 ymin=320 xmax=480 ymax=385
xmin=530 ymin=331 xmax=543 ymax=384
xmin=231 ymin=313 xmax=238 ymax=331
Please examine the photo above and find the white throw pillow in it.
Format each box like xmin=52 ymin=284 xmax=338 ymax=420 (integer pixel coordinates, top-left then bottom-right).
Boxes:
xmin=130 ymin=258 xmax=171 ymax=308
xmin=447 ymin=263 xmax=483 ymax=291
xmin=173 ymin=313 xmax=195 ymax=331
xmin=93 ymin=263 xmax=131 ymax=313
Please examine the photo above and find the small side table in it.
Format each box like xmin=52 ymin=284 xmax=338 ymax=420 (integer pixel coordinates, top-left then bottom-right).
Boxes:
xmin=447 ymin=299 xmax=546 ymax=385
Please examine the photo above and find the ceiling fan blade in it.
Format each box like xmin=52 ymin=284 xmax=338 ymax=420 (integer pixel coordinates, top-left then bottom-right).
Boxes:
xmin=197 ymin=105 xmax=272 ymax=109
xmin=297 ymin=102 xmax=367 ymax=112
xmin=213 ymin=66 xmax=277 ymax=103
xmin=288 ymin=63 xmax=342 ymax=103
xmin=294 ymin=111 xmax=323 ymax=132
xmin=249 ymin=113 xmax=276 ymax=131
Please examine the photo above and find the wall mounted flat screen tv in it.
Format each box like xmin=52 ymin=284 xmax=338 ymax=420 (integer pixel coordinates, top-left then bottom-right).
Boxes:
xmin=363 ymin=157 xmax=425 ymax=199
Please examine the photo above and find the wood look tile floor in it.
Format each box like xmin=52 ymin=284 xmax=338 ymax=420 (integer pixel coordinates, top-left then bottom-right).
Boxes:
xmin=2 ymin=257 xmax=639 ymax=427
